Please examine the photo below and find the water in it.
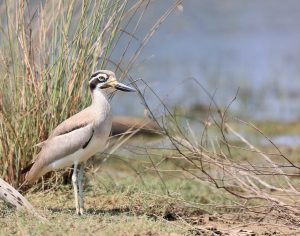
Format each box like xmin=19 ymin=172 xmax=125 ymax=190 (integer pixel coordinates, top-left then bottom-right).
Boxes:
xmin=112 ymin=0 xmax=300 ymax=122
xmin=265 ymin=135 xmax=300 ymax=147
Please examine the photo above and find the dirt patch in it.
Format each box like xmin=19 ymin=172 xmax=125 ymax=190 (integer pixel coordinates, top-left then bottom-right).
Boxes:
xmin=181 ymin=212 xmax=299 ymax=235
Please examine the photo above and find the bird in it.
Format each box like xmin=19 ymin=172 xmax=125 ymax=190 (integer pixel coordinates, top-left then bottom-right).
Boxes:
xmin=111 ymin=116 xmax=161 ymax=137
xmin=22 ymin=70 xmax=136 ymax=215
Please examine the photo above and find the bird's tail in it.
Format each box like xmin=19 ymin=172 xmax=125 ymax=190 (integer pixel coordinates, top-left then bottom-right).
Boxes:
xmin=20 ymin=162 xmax=34 ymax=175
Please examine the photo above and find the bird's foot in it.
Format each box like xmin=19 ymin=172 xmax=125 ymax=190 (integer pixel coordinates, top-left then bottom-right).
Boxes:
xmin=76 ymin=207 xmax=84 ymax=216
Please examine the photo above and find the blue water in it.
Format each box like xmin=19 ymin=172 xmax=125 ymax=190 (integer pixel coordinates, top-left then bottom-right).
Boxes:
xmin=111 ymin=0 xmax=300 ymax=122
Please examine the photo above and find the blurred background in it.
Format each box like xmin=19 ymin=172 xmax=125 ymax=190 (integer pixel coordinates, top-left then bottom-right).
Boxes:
xmin=111 ymin=0 xmax=300 ymax=122
xmin=1 ymin=0 xmax=300 ymax=184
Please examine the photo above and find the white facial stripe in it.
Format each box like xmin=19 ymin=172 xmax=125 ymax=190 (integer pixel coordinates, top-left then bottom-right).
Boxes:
xmin=89 ymin=73 xmax=109 ymax=85
xmin=96 ymin=74 xmax=108 ymax=79
xmin=91 ymin=73 xmax=108 ymax=79
xmin=89 ymin=77 xmax=99 ymax=84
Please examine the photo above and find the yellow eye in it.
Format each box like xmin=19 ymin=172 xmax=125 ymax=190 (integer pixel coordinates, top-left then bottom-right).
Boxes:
xmin=98 ymin=76 xmax=108 ymax=82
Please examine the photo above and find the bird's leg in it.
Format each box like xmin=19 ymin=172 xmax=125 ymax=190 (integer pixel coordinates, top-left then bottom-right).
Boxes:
xmin=78 ymin=163 xmax=85 ymax=215
xmin=72 ymin=162 xmax=80 ymax=215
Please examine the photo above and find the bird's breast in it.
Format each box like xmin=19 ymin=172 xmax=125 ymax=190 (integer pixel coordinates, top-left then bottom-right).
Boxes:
xmin=93 ymin=109 xmax=112 ymax=137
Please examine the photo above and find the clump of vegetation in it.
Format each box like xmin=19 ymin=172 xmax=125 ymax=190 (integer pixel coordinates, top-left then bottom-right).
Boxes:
xmin=1 ymin=1 xmax=299 ymax=233
xmin=142 ymin=80 xmax=300 ymax=227
xmin=0 ymin=0 xmax=179 ymax=186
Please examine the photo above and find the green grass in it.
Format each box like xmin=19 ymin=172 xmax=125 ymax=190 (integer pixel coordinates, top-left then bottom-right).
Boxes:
xmin=0 ymin=153 xmax=238 ymax=235
xmin=1 ymin=120 xmax=300 ymax=235
xmin=1 ymin=164 xmax=298 ymax=235
xmin=1 ymin=1 xmax=300 ymax=234
xmin=255 ymin=120 xmax=300 ymax=136
xmin=0 ymin=173 xmax=214 ymax=235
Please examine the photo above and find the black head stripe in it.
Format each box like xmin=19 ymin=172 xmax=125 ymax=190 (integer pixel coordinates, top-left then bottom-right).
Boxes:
xmin=89 ymin=77 xmax=99 ymax=90
xmin=91 ymin=72 xmax=108 ymax=79
xmin=89 ymin=71 xmax=110 ymax=90
xmin=91 ymin=71 xmax=102 ymax=78
xmin=89 ymin=74 xmax=109 ymax=90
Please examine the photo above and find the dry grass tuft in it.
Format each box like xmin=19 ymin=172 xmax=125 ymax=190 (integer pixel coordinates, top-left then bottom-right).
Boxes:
xmin=134 ymin=78 xmax=300 ymax=229
xmin=0 ymin=0 xmax=181 ymax=187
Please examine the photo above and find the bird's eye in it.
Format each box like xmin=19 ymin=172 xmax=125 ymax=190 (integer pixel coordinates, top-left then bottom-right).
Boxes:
xmin=98 ymin=76 xmax=107 ymax=82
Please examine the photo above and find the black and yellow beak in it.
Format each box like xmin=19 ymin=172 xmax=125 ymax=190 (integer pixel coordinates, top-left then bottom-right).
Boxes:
xmin=100 ymin=79 xmax=136 ymax=92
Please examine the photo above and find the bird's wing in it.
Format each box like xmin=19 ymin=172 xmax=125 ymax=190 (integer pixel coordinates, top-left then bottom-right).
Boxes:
xmin=32 ymin=109 xmax=95 ymax=149
xmin=49 ymin=108 xmax=94 ymax=138
xmin=25 ymin=123 xmax=94 ymax=182
xmin=27 ymin=109 xmax=95 ymax=168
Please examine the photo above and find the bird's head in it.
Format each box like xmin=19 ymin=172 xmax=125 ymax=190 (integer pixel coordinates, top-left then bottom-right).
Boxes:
xmin=89 ymin=70 xmax=136 ymax=92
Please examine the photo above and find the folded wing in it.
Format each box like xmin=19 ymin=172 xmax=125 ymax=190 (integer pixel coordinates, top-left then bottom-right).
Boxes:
xmin=25 ymin=124 xmax=94 ymax=182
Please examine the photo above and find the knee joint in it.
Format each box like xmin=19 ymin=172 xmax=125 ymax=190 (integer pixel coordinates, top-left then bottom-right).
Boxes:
xmin=72 ymin=174 xmax=77 ymax=183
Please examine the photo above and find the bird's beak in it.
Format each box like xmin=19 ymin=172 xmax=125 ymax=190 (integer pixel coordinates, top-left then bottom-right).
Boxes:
xmin=100 ymin=79 xmax=136 ymax=92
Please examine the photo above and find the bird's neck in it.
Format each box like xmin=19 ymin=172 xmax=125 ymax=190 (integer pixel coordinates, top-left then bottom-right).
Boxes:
xmin=91 ymin=89 xmax=110 ymax=107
